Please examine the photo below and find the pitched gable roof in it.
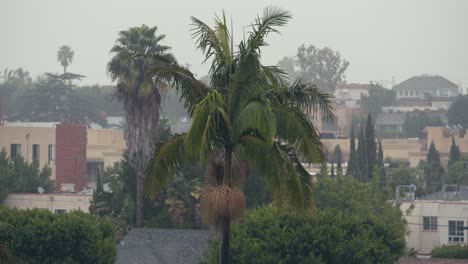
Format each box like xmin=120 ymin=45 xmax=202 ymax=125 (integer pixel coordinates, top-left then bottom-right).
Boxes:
xmin=393 ymin=75 xmax=457 ymax=91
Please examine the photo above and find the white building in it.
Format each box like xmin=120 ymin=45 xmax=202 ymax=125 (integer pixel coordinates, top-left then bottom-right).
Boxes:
xmin=400 ymin=185 xmax=468 ymax=255
xmin=334 ymin=83 xmax=370 ymax=108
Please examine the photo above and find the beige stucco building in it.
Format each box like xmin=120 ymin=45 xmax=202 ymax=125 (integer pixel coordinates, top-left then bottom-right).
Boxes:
xmin=400 ymin=186 xmax=468 ymax=255
xmin=0 ymin=122 xmax=126 ymax=182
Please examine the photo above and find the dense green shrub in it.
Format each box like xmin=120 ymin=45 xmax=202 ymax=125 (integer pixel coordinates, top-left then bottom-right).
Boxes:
xmin=202 ymin=206 xmax=406 ymax=264
xmin=432 ymin=245 xmax=468 ymax=259
xmin=0 ymin=206 xmax=117 ymax=264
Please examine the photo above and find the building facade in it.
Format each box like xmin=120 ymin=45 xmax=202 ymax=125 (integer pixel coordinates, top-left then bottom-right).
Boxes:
xmin=400 ymin=186 xmax=468 ymax=255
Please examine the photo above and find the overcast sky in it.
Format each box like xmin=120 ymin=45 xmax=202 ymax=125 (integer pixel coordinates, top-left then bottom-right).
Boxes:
xmin=2 ymin=0 xmax=467 ymax=88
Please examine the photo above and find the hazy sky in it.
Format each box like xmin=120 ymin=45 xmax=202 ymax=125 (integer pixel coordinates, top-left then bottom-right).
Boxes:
xmin=2 ymin=0 xmax=468 ymax=88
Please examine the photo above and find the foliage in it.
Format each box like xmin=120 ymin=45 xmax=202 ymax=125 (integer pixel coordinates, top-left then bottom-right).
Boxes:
xmin=107 ymin=24 xmax=177 ymax=227
xmin=432 ymin=244 xmax=468 ymax=259
xmin=448 ymin=135 xmax=461 ymax=166
xmin=360 ymin=83 xmax=395 ymax=119
xmin=278 ymin=44 xmax=349 ymax=93
xmin=0 ymin=206 xmax=116 ymax=264
xmin=57 ymin=45 xmax=74 ymax=73
xmin=365 ymin=114 xmax=376 ymax=180
xmin=447 ymin=95 xmax=468 ymax=135
xmin=423 ymin=141 xmax=444 ymax=193
xmin=75 ymin=85 xmax=124 ymax=117
xmin=346 ymin=125 xmax=359 ymax=177
xmin=0 ymin=149 xmax=53 ymax=202
xmin=387 ymin=161 xmax=426 ymax=197
xmin=402 ymin=110 xmax=443 ymax=138
xmin=445 ymin=159 xmax=468 ymax=185
xmin=202 ymin=204 xmax=406 ymax=264
xmin=146 ymin=7 xmax=334 ymax=263
xmin=356 ymin=122 xmax=369 ymax=182
xmin=333 ymin=145 xmax=343 ymax=175
xmin=377 ymin=139 xmax=387 ymax=187
xmin=11 ymin=73 xmax=107 ymax=127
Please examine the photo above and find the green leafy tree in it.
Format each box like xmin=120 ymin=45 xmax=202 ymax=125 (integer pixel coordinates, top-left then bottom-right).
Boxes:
xmin=0 ymin=207 xmax=116 ymax=264
xmin=446 ymin=159 xmax=468 ymax=185
xmin=448 ymin=135 xmax=461 ymax=166
xmin=447 ymin=95 xmax=468 ymax=136
xmin=278 ymin=44 xmax=349 ymax=93
xmin=333 ymin=145 xmax=343 ymax=176
xmin=12 ymin=73 xmax=107 ymax=126
xmin=387 ymin=161 xmax=426 ymax=197
xmin=57 ymin=45 xmax=74 ymax=74
xmin=360 ymin=82 xmax=396 ymax=119
xmin=146 ymin=7 xmax=334 ymax=263
xmin=107 ymin=25 xmax=177 ymax=227
xmin=403 ymin=110 xmax=444 ymax=138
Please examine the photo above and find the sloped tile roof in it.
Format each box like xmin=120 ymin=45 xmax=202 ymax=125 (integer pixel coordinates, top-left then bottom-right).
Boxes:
xmin=393 ymin=75 xmax=457 ymax=91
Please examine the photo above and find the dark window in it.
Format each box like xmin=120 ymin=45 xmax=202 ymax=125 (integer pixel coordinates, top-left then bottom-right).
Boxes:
xmin=54 ymin=209 xmax=66 ymax=215
xmin=87 ymin=161 xmax=104 ymax=182
xmin=449 ymin=220 xmax=464 ymax=242
xmin=32 ymin=144 xmax=40 ymax=162
xmin=423 ymin=216 xmax=437 ymax=231
xmin=48 ymin=144 xmax=56 ymax=165
xmin=10 ymin=144 xmax=21 ymax=161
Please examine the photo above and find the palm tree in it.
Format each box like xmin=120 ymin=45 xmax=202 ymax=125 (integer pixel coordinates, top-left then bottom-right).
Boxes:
xmin=146 ymin=7 xmax=334 ymax=263
xmin=57 ymin=45 xmax=74 ymax=74
xmin=107 ymin=25 xmax=176 ymax=227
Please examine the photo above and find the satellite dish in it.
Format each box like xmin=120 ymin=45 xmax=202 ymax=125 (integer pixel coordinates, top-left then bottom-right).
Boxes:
xmin=37 ymin=187 xmax=45 ymax=194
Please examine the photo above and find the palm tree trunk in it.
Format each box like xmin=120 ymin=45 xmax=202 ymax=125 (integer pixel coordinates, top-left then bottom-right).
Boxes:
xmin=220 ymin=216 xmax=230 ymax=264
xmin=220 ymin=149 xmax=232 ymax=264
xmin=136 ymin=170 xmax=144 ymax=227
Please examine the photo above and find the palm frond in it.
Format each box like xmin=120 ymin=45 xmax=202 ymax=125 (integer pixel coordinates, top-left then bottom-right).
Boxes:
xmin=147 ymin=62 xmax=211 ymax=115
xmin=145 ymin=134 xmax=187 ymax=199
xmin=186 ymin=91 xmax=228 ymax=159
xmin=273 ymin=104 xmax=326 ymax=163
xmin=272 ymin=80 xmax=335 ymax=121
xmin=246 ymin=6 xmax=292 ymax=52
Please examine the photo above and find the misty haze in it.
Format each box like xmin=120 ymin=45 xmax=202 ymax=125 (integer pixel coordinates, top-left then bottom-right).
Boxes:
xmin=1 ymin=1 xmax=468 ymax=263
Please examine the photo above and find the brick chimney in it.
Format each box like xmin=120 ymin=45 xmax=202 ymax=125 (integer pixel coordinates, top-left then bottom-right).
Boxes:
xmin=55 ymin=124 xmax=87 ymax=192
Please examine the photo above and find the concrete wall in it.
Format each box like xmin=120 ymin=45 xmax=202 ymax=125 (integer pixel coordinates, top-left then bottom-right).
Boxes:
xmin=0 ymin=125 xmax=56 ymax=179
xmin=4 ymin=193 xmax=92 ymax=213
xmin=401 ymin=201 xmax=468 ymax=254
xmin=87 ymin=129 xmax=126 ymax=168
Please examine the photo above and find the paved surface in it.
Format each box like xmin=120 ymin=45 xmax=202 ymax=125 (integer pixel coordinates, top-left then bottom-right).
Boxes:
xmin=117 ymin=228 xmax=214 ymax=264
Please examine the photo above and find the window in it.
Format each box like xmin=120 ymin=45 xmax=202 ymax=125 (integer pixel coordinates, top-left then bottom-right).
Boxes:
xmin=439 ymin=89 xmax=449 ymax=97
xmin=48 ymin=144 xmax=56 ymax=165
xmin=415 ymin=91 xmax=420 ymax=97
xmin=32 ymin=144 xmax=40 ymax=162
xmin=404 ymin=91 xmax=409 ymax=96
xmin=54 ymin=209 xmax=66 ymax=215
xmin=423 ymin=216 xmax=438 ymax=231
xmin=399 ymin=91 xmax=403 ymax=97
xmin=410 ymin=91 xmax=414 ymax=97
xmin=10 ymin=144 xmax=21 ymax=161
xmin=449 ymin=220 xmax=464 ymax=242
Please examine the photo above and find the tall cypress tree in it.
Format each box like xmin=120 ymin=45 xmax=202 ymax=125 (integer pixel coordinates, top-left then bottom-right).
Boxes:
xmin=347 ymin=126 xmax=359 ymax=177
xmin=365 ymin=114 xmax=377 ymax=181
xmin=357 ymin=122 xmax=368 ymax=182
xmin=378 ymin=139 xmax=386 ymax=187
xmin=425 ymin=141 xmax=444 ymax=193
xmin=330 ymin=161 xmax=335 ymax=178
xmin=334 ymin=145 xmax=343 ymax=175
xmin=448 ymin=135 xmax=461 ymax=166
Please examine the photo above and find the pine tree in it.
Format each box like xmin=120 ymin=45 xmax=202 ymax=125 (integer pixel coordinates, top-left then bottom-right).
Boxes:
xmin=333 ymin=145 xmax=343 ymax=175
xmin=365 ymin=114 xmax=377 ymax=181
xmin=377 ymin=139 xmax=386 ymax=188
xmin=425 ymin=141 xmax=444 ymax=193
xmin=357 ymin=122 xmax=368 ymax=182
xmin=448 ymin=135 xmax=461 ymax=166
xmin=318 ymin=160 xmax=328 ymax=178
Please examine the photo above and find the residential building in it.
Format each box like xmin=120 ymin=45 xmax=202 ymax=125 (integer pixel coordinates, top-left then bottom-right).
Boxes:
xmin=334 ymin=83 xmax=370 ymax=108
xmin=375 ymin=112 xmax=406 ymax=137
xmin=393 ymin=75 xmax=459 ymax=109
xmin=400 ymin=185 xmax=468 ymax=255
